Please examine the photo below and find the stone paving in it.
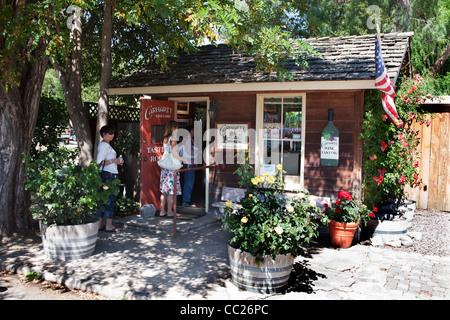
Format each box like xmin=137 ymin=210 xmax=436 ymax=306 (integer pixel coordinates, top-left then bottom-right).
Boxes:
xmin=0 ymin=215 xmax=449 ymax=300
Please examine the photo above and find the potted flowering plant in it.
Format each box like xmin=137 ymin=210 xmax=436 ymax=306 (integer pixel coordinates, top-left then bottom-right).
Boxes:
xmin=23 ymin=146 xmax=119 ymax=260
xmin=323 ymin=191 xmax=375 ymax=248
xmin=222 ymin=159 xmax=326 ymax=293
xmin=361 ymin=74 xmax=434 ymax=212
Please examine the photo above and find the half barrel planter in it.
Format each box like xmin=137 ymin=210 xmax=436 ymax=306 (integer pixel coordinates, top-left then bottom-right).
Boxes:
xmin=40 ymin=219 xmax=100 ymax=261
xmin=366 ymin=199 xmax=416 ymax=240
xmin=228 ymin=245 xmax=293 ymax=293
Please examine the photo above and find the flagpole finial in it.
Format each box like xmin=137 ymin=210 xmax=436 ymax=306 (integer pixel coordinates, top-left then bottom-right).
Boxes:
xmin=376 ymin=23 xmax=382 ymax=43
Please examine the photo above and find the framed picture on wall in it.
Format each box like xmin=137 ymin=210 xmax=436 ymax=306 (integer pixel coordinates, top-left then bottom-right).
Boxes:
xmin=216 ymin=122 xmax=250 ymax=150
xmin=176 ymin=102 xmax=189 ymax=115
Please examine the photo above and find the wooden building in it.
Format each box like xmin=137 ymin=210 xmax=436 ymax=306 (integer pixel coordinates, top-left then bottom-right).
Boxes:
xmin=107 ymin=32 xmax=413 ymax=213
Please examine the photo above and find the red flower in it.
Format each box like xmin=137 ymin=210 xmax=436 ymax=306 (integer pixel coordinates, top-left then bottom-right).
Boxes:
xmin=373 ymin=207 xmax=378 ymax=212
xmin=398 ymin=174 xmax=406 ymax=184
xmin=335 ymin=208 xmax=342 ymax=213
xmin=369 ymin=212 xmax=375 ymax=218
xmin=373 ymin=175 xmax=383 ymax=185
xmin=378 ymin=168 xmax=386 ymax=176
xmin=337 ymin=191 xmax=351 ymax=200
xmin=381 ymin=141 xmax=387 ymax=152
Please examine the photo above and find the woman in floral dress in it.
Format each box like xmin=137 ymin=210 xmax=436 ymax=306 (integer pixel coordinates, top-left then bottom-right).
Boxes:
xmin=160 ymin=121 xmax=188 ymax=217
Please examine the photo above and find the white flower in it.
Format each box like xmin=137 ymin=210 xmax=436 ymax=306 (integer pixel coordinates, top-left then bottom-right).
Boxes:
xmin=102 ymin=185 xmax=109 ymax=190
xmin=286 ymin=206 xmax=294 ymax=213
xmin=274 ymin=226 xmax=283 ymax=235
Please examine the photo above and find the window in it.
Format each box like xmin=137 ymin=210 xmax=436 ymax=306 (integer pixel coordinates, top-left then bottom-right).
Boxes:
xmin=256 ymin=94 xmax=305 ymax=190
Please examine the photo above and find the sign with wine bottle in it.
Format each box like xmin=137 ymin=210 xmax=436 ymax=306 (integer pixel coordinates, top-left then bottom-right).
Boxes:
xmin=320 ymin=109 xmax=339 ymax=166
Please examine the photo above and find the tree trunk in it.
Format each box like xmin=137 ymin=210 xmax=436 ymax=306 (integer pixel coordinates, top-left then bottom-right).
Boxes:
xmin=53 ymin=7 xmax=94 ymax=167
xmin=0 ymin=45 xmax=49 ymax=237
xmin=95 ymin=0 xmax=115 ymax=157
xmin=430 ymin=44 xmax=450 ymax=77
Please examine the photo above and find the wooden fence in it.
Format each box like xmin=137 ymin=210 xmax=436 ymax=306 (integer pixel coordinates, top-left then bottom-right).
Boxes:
xmin=405 ymin=108 xmax=450 ymax=211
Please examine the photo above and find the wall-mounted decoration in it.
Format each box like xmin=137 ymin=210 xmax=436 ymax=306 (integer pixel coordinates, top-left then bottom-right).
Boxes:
xmin=216 ymin=122 xmax=250 ymax=150
xmin=176 ymin=102 xmax=189 ymax=115
xmin=320 ymin=109 xmax=339 ymax=166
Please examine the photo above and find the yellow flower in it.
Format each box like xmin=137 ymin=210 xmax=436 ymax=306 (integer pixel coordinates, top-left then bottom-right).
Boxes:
xmin=251 ymin=178 xmax=257 ymax=185
xmin=226 ymin=201 xmax=233 ymax=207
xmin=268 ymin=176 xmax=275 ymax=184
xmin=248 ymin=194 xmax=252 ymax=197
xmin=277 ymin=164 xmax=282 ymax=171
xmin=241 ymin=217 xmax=248 ymax=223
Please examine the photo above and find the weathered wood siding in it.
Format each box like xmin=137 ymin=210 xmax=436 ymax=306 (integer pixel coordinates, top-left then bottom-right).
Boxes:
xmin=405 ymin=110 xmax=450 ymax=211
xmin=304 ymin=91 xmax=364 ymax=198
xmin=205 ymin=91 xmax=364 ymax=203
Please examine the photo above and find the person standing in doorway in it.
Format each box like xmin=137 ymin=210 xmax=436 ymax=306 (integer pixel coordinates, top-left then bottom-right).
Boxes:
xmin=160 ymin=121 xmax=188 ymax=216
xmin=181 ymin=126 xmax=199 ymax=207
xmin=96 ymin=125 xmax=123 ymax=232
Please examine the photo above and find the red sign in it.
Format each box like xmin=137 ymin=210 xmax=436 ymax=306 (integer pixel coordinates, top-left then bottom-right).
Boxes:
xmin=140 ymin=99 xmax=175 ymax=210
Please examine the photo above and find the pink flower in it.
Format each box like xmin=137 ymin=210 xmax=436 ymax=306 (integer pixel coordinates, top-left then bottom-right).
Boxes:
xmin=382 ymin=114 xmax=388 ymax=121
xmin=412 ymin=84 xmax=417 ymax=91
xmin=378 ymin=168 xmax=386 ymax=176
xmin=398 ymin=174 xmax=406 ymax=183
xmin=401 ymin=140 xmax=409 ymax=148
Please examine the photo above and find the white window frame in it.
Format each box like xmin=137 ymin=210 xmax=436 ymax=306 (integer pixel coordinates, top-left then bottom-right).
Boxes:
xmin=255 ymin=93 xmax=306 ymax=191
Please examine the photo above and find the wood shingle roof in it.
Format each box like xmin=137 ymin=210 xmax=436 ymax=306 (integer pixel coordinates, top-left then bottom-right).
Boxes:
xmin=109 ymin=32 xmax=413 ymax=91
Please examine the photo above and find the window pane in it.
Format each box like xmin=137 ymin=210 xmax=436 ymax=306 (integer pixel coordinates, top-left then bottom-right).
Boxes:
xmin=263 ymin=139 xmax=281 ymax=166
xmin=283 ymin=141 xmax=301 ymax=174
xmin=283 ymin=97 xmax=302 ymax=139
xmin=263 ymin=97 xmax=282 ymax=139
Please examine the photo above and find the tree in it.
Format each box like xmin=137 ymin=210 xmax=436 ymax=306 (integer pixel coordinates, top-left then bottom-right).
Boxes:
xmin=0 ymin=1 xmax=58 ymax=236
xmin=52 ymin=3 xmax=95 ymax=166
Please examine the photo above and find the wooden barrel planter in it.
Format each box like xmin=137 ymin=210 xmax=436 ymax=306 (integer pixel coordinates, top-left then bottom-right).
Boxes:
xmin=228 ymin=245 xmax=294 ymax=293
xmin=40 ymin=219 xmax=100 ymax=261
xmin=363 ymin=199 xmax=415 ymax=240
xmin=366 ymin=219 xmax=410 ymax=238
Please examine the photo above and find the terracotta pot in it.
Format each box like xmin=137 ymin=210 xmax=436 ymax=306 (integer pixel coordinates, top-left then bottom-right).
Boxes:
xmin=328 ymin=220 xmax=359 ymax=248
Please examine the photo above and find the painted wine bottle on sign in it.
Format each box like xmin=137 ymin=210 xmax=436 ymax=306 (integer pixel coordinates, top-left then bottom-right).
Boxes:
xmin=320 ymin=109 xmax=339 ymax=166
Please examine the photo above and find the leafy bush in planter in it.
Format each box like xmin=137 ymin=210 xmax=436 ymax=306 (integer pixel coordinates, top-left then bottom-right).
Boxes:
xmin=23 ymin=147 xmax=119 ymax=226
xmin=222 ymin=160 xmax=328 ymax=264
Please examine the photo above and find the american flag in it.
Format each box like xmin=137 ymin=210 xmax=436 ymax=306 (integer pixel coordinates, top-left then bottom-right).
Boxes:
xmin=375 ymin=35 xmax=399 ymax=125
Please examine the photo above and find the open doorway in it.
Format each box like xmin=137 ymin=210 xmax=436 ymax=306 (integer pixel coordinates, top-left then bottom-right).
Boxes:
xmin=171 ymin=98 xmax=208 ymax=214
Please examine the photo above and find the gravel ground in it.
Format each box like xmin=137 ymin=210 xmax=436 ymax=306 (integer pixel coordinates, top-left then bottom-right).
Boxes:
xmin=388 ymin=209 xmax=450 ymax=257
